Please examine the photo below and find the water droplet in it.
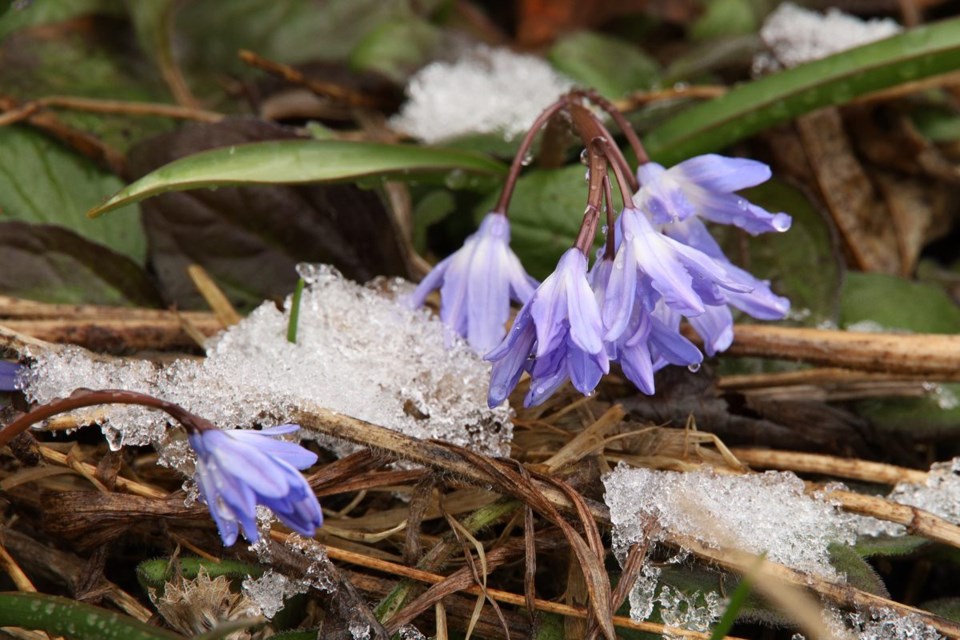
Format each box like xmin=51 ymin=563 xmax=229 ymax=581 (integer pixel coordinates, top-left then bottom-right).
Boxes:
xmin=736 ymin=198 xmax=748 ymax=211
xmin=444 ymin=169 xmax=467 ymax=189
xmin=579 ymin=148 xmax=590 ymax=165
xmin=584 ymin=169 xmax=591 ymax=182
xmin=520 ymin=153 xmax=534 ymax=167
xmin=687 ymin=363 xmax=701 ymax=373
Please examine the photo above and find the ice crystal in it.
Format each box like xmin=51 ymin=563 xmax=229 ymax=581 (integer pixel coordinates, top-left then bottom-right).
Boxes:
xmin=857 ymin=458 xmax=960 ymax=540
xmin=349 ymin=621 xmax=371 ymax=640
xmin=21 ymin=265 xmax=512 ymax=459
xmin=796 ymin=606 xmax=943 ymax=640
xmin=754 ymin=3 xmax=900 ymax=73
xmin=391 ymin=45 xmax=573 ymax=143
xmin=656 ymin=584 xmax=727 ymax=634
xmin=603 ymin=466 xmax=855 ymax=580
xmin=241 ymin=570 xmax=307 ymax=619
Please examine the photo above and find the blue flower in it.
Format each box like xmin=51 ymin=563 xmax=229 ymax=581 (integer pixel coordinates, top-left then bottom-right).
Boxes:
xmin=409 ymin=212 xmax=538 ymax=354
xmin=634 ymin=155 xmax=791 ymax=234
xmin=487 ymin=248 xmax=608 ymax=407
xmin=189 ymin=424 xmax=322 ymax=546
xmin=602 ymin=207 xmax=753 ymax=340
xmin=663 ymin=216 xmax=790 ymax=355
xmin=0 ymin=361 xmax=21 ymax=392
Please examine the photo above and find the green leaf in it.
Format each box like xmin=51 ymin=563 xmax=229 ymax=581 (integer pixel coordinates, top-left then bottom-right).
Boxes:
xmin=690 ymin=0 xmax=759 ymax=40
xmin=89 ymin=140 xmax=506 ymax=218
xmin=828 ymin=543 xmax=889 ymax=597
xmin=921 ymin=598 xmax=960 ymax=623
xmin=646 ymin=17 xmax=960 ymax=164
xmin=0 ymin=127 xmax=147 ymax=263
xmin=0 ymin=592 xmax=183 ymax=640
xmin=548 ymin=31 xmax=660 ymax=99
xmin=0 ymin=22 xmax=173 ymax=150
xmin=0 ymin=0 xmax=123 ymax=40
xmin=136 ymin=556 xmax=264 ymax=592
xmin=712 ymin=178 xmax=843 ymax=327
xmin=840 ymin=272 xmax=960 ymax=334
xmin=349 ymin=17 xmax=440 ymax=84
xmin=476 ymin=165 xmax=600 ymax=280
xmin=854 ymin=534 xmax=929 ymax=558
xmin=0 ymin=222 xmax=160 ymax=306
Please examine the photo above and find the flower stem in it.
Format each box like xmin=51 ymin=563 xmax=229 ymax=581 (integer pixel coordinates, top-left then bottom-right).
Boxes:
xmin=492 ymin=97 xmax=569 ymax=216
xmin=573 ymin=88 xmax=650 ymax=165
xmin=0 ymin=389 xmax=212 ymax=447
xmin=601 ymin=175 xmax=616 ymax=260
xmin=287 ymin=277 xmax=305 ymax=344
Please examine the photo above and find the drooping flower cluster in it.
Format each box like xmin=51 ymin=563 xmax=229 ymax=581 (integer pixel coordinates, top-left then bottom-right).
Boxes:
xmin=409 ymin=96 xmax=792 ymax=407
xmin=188 ymin=424 xmax=323 ymax=546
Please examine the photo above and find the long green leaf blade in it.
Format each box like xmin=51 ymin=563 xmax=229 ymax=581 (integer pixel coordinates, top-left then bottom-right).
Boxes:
xmin=88 ymin=140 xmax=506 ymax=217
xmin=646 ymin=16 xmax=960 ymax=164
xmin=0 ymin=592 xmax=183 ymax=640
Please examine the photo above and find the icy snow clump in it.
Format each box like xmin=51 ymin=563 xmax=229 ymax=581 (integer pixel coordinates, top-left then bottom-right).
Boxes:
xmin=391 ymin=45 xmax=573 ymax=143
xmin=603 ymin=466 xmax=856 ymax=581
xmin=856 ymin=458 xmax=960 ymax=538
xmin=754 ymin=3 xmax=900 ymax=73
xmin=21 ymin=264 xmax=512 ymax=457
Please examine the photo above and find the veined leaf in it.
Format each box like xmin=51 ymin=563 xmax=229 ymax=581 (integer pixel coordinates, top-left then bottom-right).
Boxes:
xmin=89 ymin=140 xmax=506 ymax=217
xmin=646 ymin=17 xmax=960 ymax=164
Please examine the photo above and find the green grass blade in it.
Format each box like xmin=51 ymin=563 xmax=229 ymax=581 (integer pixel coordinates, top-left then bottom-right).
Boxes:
xmin=646 ymin=16 xmax=960 ymax=164
xmin=0 ymin=592 xmax=183 ymax=640
xmin=88 ymin=140 xmax=506 ymax=218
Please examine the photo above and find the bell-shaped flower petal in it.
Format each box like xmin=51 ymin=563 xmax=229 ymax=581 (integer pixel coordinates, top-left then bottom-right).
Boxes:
xmin=0 ymin=361 xmax=21 ymax=392
xmin=408 ymin=212 xmax=537 ymax=354
xmin=633 ymin=156 xmax=792 ymax=235
xmin=189 ymin=425 xmax=322 ymax=546
xmin=487 ymin=249 xmax=608 ymax=408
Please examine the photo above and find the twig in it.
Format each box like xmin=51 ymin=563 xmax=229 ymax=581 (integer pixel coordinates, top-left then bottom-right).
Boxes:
xmin=274 ymin=532 xmax=745 ymax=640
xmin=706 ymin=326 xmax=960 ymax=380
xmin=733 ymin=448 xmax=929 ymax=485
xmin=238 ymin=50 xmax=383 ymax=108
xmin=717 ymin=367 xmax=930 ymax=389
xmin=612 ymin=85 xmax=728 ymax=112
xmin=34 ymin=96 xmax=223 ymax=122
xmin=825 ymin=488 xmax=960 ymax=550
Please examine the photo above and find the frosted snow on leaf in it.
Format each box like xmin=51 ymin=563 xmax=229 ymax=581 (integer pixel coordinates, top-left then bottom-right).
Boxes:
xmin=657 ymin=584 xmax=727 ymax=634
xmin=603 ymin=466 xmax=855 ymax=581
xmin=241 ymin=570 xmax=307 ymax=619
xmin=628 ymin=563 xmax=661 ymax=622
xmin=21 ymin=264 xmax=512 ymax=466
xmin=398 ymin=625 xmax=427 ymax=639
xmin=391 ymin=45 xmax=573 ymax=143
xmin=284 ymin=534 xmax=337 ymax=594
xmin=753 ymin=2 xmax=901 ymax=73
xmin=799 ymin=606 xmax=944 ymax=640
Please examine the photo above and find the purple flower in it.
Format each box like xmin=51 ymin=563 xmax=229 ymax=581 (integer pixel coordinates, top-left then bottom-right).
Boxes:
xmin=0 ymin=361 xmax=21 ymax=392
xmin=409 ymin=212 xmax=537 ymax=354
xmin=591 ymin=259 xmax=702 ymax=394
xmin=189 ymin=424 xmax=322 ymax=546
xmin=664 ymin=216 xmax=790 ymax=355
xmin=634 ymin=155 xmax=791 ymax=235
xmin=487 ymin=248 xmax=608 ymax=407
xmin=602 ymin=207 xmax=753 ymax=340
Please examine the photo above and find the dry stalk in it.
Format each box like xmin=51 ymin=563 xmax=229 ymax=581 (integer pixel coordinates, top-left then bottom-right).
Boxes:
xmin=735 ymin=448 xmax=929 ymax=485
xmin=824 ymin=488 xmax=960 ymax=549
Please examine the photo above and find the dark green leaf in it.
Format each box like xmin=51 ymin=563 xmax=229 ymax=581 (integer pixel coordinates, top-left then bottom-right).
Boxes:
xmin=90 ymin=136 xmax=505 ymax=218
xmin=828 ymin=543 xmax=889 ymax=597
xmin=0 ymin=0 xmax=123 ymax=40
xmin=646 ymin=17 xmax=960 ymax=164
xmin=476 ymin=165 xmax=599 ymax=280
xmin=911 ymin=106 xmax=960 ymax=143
xmin=856 ymin=383 xmax=960 ymax=437
xmin=853 ymin=534 xmax=929 ymax=558
xmin=548 ymin=31 xmax=660 ymax=99
xmin=0 ymin=591 xmax=182 ymax=640
xmin=840 ymin=272 xmax=960 ymax=334
xmin=0 ymin=24 xmax=173 ymax=150
xmin=349 ymin=17 xmax=440 ymax=84
xmin=921 ymin=598 xmax=960 ymax=623
xmin=0 ymin=127 xmax=147 ymax=263
xmin=713 ymin=178 xmax=843 ymax=327
xmin=0 ymin=221 xmax=160 ymax=306
xmin=690 ymin=0 xmax=759 ymax=40
xmin=127 ymin=120 xmax=410 ymax=309
xmin=412 ymin=189 xmax=457 ymax=253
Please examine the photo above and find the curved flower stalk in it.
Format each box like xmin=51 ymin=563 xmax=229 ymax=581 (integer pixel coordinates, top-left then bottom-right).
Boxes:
xmin=487 ymin=248 xmax=608 ymax=407
xmin=408 ymin=212 xmax=537 ymax=354
xmin=189 ymin=424 xmax=323 ymax=546
xmin=634 ymin=154 xmax=792 ymax=234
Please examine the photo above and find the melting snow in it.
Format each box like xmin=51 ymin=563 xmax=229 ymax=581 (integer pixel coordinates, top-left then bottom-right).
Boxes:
xmin=754 ymin=3 xmax=901 ymax=73
xmin=391 ymin=45 xmax=573 ymax=143
xmin=20 ymin=264 xmax=512 ymax=460
xmin=603 ymin=466 xmax=855 ymax=581
xmin=857 ymin=458 xmax=960 ymax=538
